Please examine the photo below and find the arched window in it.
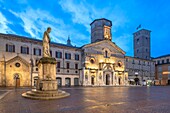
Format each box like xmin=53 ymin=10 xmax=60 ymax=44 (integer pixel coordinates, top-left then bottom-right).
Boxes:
xmin=105 ymin=50 xmax=108 ymax=58
xmin=6 ymin=43 xmax=15 ymax=52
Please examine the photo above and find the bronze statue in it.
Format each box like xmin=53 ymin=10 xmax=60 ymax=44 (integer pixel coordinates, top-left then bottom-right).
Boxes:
xmin=43 ymin=27 xmax=51 ymax=57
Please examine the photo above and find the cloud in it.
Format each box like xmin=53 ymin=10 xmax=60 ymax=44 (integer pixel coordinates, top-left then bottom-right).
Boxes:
xmin=0 ymin=12 xmax=15 ymax=34
xmin=114 ymin=34 xmax=132 ymax=53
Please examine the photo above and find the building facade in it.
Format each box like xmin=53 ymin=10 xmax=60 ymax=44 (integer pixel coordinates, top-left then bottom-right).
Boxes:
xmin=125 ymin=56 xmax=155 ymax=85
xmin=0 ymin=18 xmax=155 ymax=87
xmin=153 ymin=55 xmax=170 ymax=85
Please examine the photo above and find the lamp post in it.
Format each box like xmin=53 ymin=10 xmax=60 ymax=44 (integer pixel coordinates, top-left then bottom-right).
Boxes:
xmin=29 ymin=59 xmax=33 ymax=89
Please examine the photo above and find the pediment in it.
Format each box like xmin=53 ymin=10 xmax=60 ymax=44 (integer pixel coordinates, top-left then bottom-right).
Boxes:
xmin=6 ymin=56 xmax=29 ymax=67
xmin=82 ymin=40 xmax=126 ymax=55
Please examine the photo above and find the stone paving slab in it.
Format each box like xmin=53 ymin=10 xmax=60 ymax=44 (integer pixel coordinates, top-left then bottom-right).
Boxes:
xmin=0 ymin=86 xmax=170 ymax=113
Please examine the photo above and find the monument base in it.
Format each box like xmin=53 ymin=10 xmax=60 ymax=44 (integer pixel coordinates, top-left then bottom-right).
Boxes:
xmin=37 ymin=80 xmax=58 ymax=91
xmin=22 ymin=57 xmax=70 ymax=100
xmin=22 ymin=89 xmax=70 ymax=100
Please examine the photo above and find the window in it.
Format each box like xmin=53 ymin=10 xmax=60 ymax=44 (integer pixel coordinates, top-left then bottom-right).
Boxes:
xmin=6 ymin=43 xmax=15 ymax=52
xmin=66 ymin=62 xmax=70 ymax=69
xmin=34 ymin=48 xmax=41 ymax=56
xmin=75 ymin=54 xmax=79 ymax=60
xmin=57 ymin=62 xmax=60 ymax=68
xmin=105 ymin=50 xmax=108 ymax=58
xmin=50 ymin=50 xmax=52 ymax=57
xmin=167 ymin=59 xmax=169 ymax=63
xmin=168 ymin=66 xmax=170 ymax=71
xmin=157 ymin=60 xmax=160 ymax=64
xmin=137 ymin=49 xmax=139 ymax=53
xmin=75 ymin=63 xmax=78 ymax=69
xmin=56 ymin=51 xmax=62 ymax=58
xmin=148 ymin=62 xmax=150 ymax=66
xmin=21 ymin=46 xmax=29 ymax=54
xmin=35 ymin=59 xmax=39 ymax=66
xmin=158 ymin=67 xmax=162 ymax=72
xmin=65 ymin=53 xmax=71 ymax=59
xmin=126 ymin=58 xmax=128 ymax=62
xmin=146 ymin=49 xmax=148 ymax=52
xmin=139 ymin=60 xmax=140 ymax=65
xmin=132 ymin=59 xmax=135 ymax=64
xmin=162 ymin=60 xmax=164 ymax=64
xmin=137 ymin=39 xmax=139 ymax=44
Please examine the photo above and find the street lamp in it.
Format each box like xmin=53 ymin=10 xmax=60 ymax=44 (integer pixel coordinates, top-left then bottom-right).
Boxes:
xmin=29 ymin=59 xmax=33 ymax=89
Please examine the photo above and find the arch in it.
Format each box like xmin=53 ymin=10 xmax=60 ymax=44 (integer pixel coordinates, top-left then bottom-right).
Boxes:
xmin=118 ymin=76 xmax=122 ymax=85
xmin=65 ymin=77 xmax=71 ymax=87
xmin=106 ymin=74 xmax=110 ymax=85
xmin=56 ymin=77 xmax=62 ymax=87
xmin=74 ymin=78 xmax=79 ymax=86
xmin=13 ymin=73 xmax=21 ymax=87
xmin=91 ymin=75 xmax=95 ymax=85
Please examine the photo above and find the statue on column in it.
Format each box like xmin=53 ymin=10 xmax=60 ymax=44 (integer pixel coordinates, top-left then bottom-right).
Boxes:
xmin=43 ymin=27 xmax=51 ymax=57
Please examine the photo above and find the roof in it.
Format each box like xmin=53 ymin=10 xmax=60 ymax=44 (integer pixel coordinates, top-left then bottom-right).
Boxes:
xmin=90 ymin=18 xmax=112 ymax=26
xmin=0 ymin=33 xmax=80 ymax=49
xmin=133 ymin=29 xmax=151 ymax=34
xmin=153 ymin=54 xmax=170 ymax=59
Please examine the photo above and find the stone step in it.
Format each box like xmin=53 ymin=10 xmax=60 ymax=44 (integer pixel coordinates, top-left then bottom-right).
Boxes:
xmin=26 ymin=91 xmax=66 ymax=97
xmin=22 ymin=92 xmax=70 ymax=100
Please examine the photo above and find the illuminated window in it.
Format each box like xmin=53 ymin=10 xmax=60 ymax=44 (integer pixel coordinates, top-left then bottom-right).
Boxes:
xmin=6 ymin=43 xmax=15 ymax=52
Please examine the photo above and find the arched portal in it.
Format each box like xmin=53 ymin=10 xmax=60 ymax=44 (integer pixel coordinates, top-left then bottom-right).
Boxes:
xmin=91 ymin=76 xmax=95 ymax=85
xmin=65 ymin=78 xmax=71 ymax=87
xmin=74 ymin=78 xmax=79 ymax=86
xmin=119 ymin=77 xmax=122 ymax=85
xmin=13 ymin=73 xmax=20 ymax=87
xmin=56 ymin=77 xmax=62 ymax=87
xmin=106 ymin=74 xmax=110 ymax=85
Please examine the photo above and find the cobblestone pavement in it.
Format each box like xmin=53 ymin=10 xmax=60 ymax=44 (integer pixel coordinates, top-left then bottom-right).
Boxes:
xmin=1 ymin=86 xmax=170 ymax=113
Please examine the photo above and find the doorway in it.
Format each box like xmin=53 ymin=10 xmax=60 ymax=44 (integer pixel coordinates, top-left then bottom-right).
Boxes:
xmin=74 ymin=78 xmax=79 ymax=86
xmin=65 ymin=78 xmax=71 ymax=87
xmin=119 ymin=77 xmax=121 ymax=85
xmin=56 ymin=77 xmax=62 ymax=87
xmin=106 ymin=74 xmax=110 ymax=85
xmin=91 ymin=76 xmax=95 ymax=85
xmin=14 ymin=74 xmax=20 ymax=87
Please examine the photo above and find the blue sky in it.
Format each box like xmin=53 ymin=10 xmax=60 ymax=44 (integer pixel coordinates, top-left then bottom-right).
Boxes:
xmin=0 ymin=0 xmax=170 ymax=57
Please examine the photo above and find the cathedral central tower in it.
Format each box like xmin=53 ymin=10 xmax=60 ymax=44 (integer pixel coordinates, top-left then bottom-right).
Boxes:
xmin=90 ymin=18 xmax=112 ymax=43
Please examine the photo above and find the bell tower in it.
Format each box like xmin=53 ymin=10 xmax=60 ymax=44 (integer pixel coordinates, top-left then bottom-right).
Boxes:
xmin=90 ymin=18 xmax=112 ymax=43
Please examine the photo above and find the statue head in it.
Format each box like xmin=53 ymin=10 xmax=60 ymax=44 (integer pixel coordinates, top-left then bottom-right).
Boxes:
xmin=47 ymin=27 xmax=51 ymax=33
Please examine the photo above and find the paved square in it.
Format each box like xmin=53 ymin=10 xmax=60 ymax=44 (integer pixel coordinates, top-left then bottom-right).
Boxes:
xmin=0 ymin=86 xmax=170 ymax=113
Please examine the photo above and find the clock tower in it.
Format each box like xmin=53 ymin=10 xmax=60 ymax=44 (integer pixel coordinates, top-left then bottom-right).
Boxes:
xmin=90 ymin=18 xmax=112 ymax=43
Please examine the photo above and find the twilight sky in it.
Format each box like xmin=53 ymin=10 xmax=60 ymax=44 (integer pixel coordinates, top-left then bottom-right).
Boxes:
xmin=0 ymin=0 xmax=170 ymax=57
